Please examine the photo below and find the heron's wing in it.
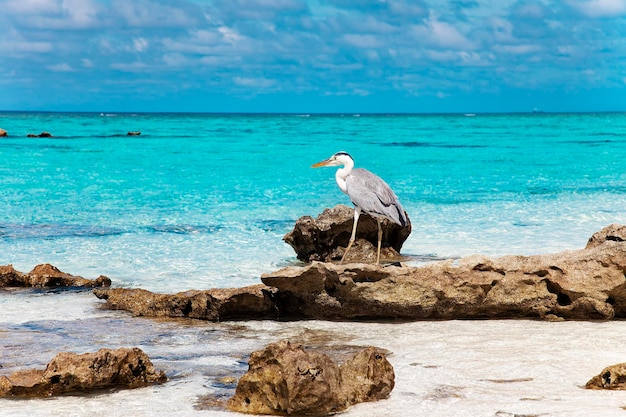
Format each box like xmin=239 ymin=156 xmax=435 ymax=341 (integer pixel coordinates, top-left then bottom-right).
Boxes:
xmin=346 ymin=168 xmax=408 ymax=226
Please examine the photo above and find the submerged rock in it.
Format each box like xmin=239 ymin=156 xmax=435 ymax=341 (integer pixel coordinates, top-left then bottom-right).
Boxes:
xmin=0 ymin=264 xmax=111 ymax=288
xmin=227 ymin=340 xmax=394 ymax=415
xmin=0 ymin=347 xmax=166 ymax=397
xmin=283 ymin=205 xmax=411 ymax=262
xmin=586 ymin=363 xmax=626 ymax=390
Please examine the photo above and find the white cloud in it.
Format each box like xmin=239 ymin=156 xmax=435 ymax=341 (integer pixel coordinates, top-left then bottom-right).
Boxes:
xmin=133 ymin=37 xmax=149 ymax=52
xmin=342 ymin=34 xmax=384 ymax=49
xmin=233 ymin=76 xmax=276 ymax=88
xmin=47 ymin=62 xmax=75 ymax=72
xmin=569 ymin=0 xmax=626 ymax=17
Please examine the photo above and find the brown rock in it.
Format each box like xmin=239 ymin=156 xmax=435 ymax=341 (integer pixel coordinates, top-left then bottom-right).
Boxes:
xmin=95 ymin=224 xmax=626 ymax=322
xmin=227 ymin=340 xmax=394 ymax=415
xmin=0 ymin=128 xmax=7 ymax=137
xmin=340 ymin=346 xmax=395 ymax=404
xmin=263 ymin=224 xmax=626 ymax=321
xmin=283 ymin=205 xmax=411 ymax=262
xmin=586 ymin=363 xmax=626 ymax=390
xmin=0 ymin=264 xmax=111 ymax=288
xmin=94 ymin=284 xmax=278 ymax=320
xmin=0 ymin=347 xmax=166 ymax=397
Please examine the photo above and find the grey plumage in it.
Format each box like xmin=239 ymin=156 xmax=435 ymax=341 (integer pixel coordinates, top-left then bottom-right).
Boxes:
xmin=346 ymin=167 xmax=408 ymax=227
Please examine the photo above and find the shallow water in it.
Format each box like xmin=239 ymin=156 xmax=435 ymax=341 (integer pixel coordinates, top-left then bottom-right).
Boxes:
xmin=2 ymin=112 xmax=626 ymax=415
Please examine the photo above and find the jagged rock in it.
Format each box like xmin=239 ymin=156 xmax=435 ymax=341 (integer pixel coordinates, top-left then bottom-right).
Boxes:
xmin=0 ymin=128 xmax=7 ymax=137
xmin=94 ymin=284 xmax=278 ymax=320
xmin=227 ymin=340 xmax=394 ymax=415
xmin=283 ymin=205 xmax=411 ymax=262
xmin=0 ymin=264 xmax=111 ymax=288
xmin=586 ymin=363 xmax=626 ymax=390
xmin=263 ymin=224 xmax=626 ymax=321
xmin=0 ymin=347 xmax=166 ymax=397
xmin=95 ymin=224 xmax=626 ymax=322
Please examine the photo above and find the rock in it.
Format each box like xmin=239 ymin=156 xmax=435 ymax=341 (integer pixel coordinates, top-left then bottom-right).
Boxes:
xmin=262 ymin=223 xmax=626 ymax=321
xmin=227 ymin=340 xmax=394 ymax=415
xmin=26 ymin=132 xmax=52 ymax=138
xmin=95 ymin=224 xmax=626 ymax=322
xmin=94 ymin=284 xmax=278 ymax=320
xmin=340 ymin=346 xmax=395 ymax=404
xmin=0 ymin=347 xmax=166 ymax=397
xmin=283 ymin=205 xmax=411 ymax=262
xmin=586 ymin=363 xmax=626 ymax=390
xmin=0 ymin=128 xmax=7 ymax=137
xmin=0 ymin=264 xmax=111 ymax=288
xmin=127 ymin=131 xmax=141 ymax=136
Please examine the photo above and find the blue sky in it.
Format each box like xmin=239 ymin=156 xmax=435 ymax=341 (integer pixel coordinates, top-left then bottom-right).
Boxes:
xmin=1 ymin=0 xmax=625 ymax=113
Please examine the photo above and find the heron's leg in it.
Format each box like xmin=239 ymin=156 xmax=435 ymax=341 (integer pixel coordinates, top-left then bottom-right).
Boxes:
xmin=376 ymin=219 xmax=382 ymax=265
xmin=341 ymin=206 xmax=361 ymax=264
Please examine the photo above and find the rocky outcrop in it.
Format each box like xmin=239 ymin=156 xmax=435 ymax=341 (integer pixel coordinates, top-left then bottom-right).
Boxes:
xmin=263 ymin=224 xmax=626 ymax=320
xmin=0 ymin=264 xmax=111 ymax=288
xmin=94 ymin=284 xmax=278 ymax=320
xmin=0 ymin=128 xmax=7 ymax=137
xmin=283 ymin=205 xmax=411 ymax=262
xmin=95 ymin=224 xmax=626 ymax=321
xmin=586 ymin=362 xmax=626 ymax=390
xmin=0 ymin=347 xmax=166 ymax=397
xmin=227 ymin=340 xmax=394 ymax=415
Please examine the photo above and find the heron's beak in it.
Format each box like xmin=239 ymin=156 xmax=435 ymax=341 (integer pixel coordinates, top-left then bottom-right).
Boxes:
xmin=311 ymin=158 xmax=331 ymax=168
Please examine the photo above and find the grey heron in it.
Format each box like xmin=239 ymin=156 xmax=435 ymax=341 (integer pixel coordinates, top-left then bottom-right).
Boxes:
xmin=312 ymin=151 xmax=408 ymax=265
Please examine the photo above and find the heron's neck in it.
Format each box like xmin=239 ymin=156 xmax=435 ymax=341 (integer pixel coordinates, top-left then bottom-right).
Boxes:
xmin=335 ymin=162 xmax=353 ymax=195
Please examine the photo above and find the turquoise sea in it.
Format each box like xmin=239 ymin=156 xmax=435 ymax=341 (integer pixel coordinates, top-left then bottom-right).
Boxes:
xmin=2 ymin=112 xmax=626 ymax=416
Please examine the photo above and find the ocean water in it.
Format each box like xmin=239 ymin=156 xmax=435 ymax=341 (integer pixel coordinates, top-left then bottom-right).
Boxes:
xmin=2 ymin=112 xmax=626 ymax=416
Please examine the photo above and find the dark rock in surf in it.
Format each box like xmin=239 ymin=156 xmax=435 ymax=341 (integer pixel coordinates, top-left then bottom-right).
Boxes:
xmin=0 ymin=264 xmax=110 ymax=288
xmin=283 ymin=204 xmax=411 ymax=263
xmin=227 ymin=340 xmax=394 ymax=415
xmin=0 ymin=347 xmax=166 ymax=397
xmin=127 ymin=131 xmax=141 ymax=136
xmin=0 ymin=128 xmax=7 ymax=137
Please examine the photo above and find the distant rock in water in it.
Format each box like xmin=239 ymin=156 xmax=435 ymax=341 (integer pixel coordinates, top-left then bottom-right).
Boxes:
xmin=283 ymin=204 xmax=411 ymax=263
xmin=26 ymin=132 xmax=52 ymax=138
xmin=227 ymin=340 xmax=394 ymax=416
xmin=0 ymin=263 xmax=111 ymax=288
xmin=0 ymin=128 xmax=7 ymax=137
xmin=127 ymin=131 xmax=141 ymax=136
xmin=0 ymin=347 xmax=166 ymax=397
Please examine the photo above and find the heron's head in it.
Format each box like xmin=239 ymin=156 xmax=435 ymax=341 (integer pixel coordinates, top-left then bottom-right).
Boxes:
xmin=311 ymin=151 xmax=353 ymax=168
